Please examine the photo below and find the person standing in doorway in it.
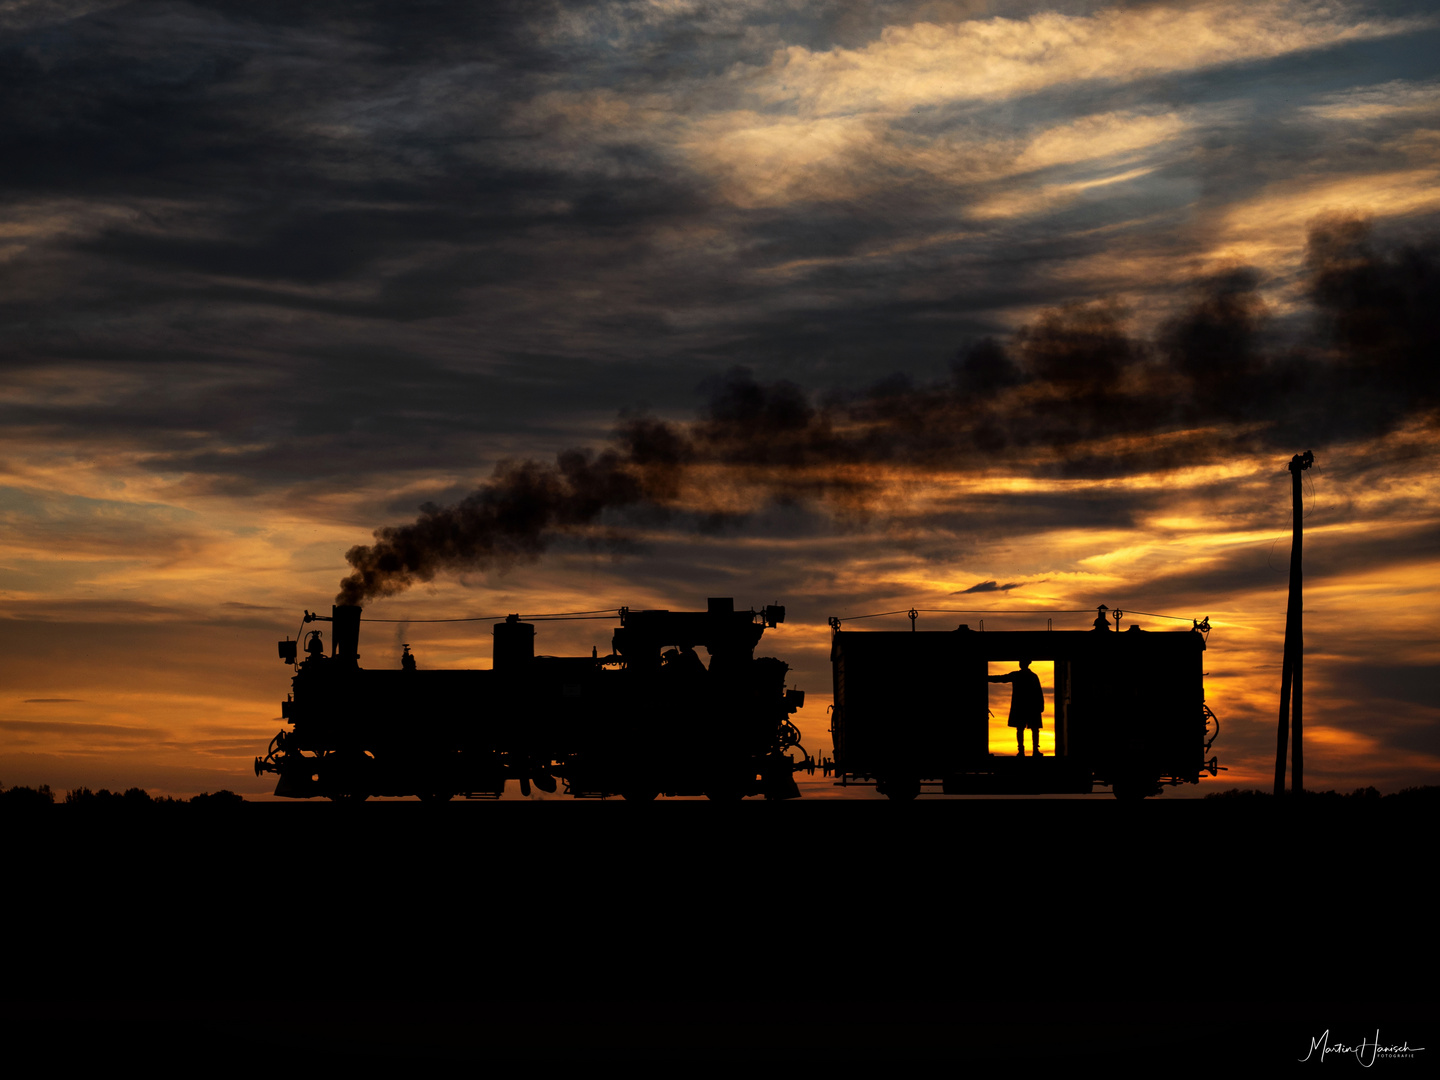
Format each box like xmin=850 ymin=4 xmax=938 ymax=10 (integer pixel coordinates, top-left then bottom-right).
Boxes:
xmin=989 ymin=659 xmax=1045 ymax=756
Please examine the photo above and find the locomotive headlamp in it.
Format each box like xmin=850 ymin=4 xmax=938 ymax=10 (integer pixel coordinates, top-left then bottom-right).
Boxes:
xmin=764 ymin=604 xmax=785 ymax=628
xmin=278 ymin=638 xmax=297 ymax=664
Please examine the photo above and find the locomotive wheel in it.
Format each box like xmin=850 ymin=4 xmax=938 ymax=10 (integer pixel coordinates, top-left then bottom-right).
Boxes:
xmin=704 ymin=789 xmax=744 ymax=801
xmin=417 ymin=792 xmax=453 ymax=803
xmin=324 ymin=750 xmax=374 ymax=802
xmin=883 ymin=776 xmax=921 ymax=801
xmin=620 ymin=789 xmax=661 ymax=801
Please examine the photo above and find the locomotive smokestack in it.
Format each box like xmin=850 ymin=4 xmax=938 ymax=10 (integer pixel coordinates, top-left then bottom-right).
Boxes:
xmin=332 ymin=604 xmax=362 ymax=666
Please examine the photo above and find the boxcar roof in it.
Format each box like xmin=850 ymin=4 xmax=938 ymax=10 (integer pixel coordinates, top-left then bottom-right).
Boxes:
xmin=830 ymin=626 xmax=1204 ymax=662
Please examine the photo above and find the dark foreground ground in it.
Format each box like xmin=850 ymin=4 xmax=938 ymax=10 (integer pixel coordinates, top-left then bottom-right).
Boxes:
xmin=9 ymin=799 xmax=1435 ymax=1065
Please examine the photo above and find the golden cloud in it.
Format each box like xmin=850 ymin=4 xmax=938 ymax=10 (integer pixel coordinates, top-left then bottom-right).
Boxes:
xmin=746 ymin=1 xmax=1426 ymax=118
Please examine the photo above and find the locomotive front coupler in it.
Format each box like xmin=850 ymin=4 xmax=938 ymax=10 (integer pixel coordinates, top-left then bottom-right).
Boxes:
xmin=254 ymin=730 xmax=290 ymax=776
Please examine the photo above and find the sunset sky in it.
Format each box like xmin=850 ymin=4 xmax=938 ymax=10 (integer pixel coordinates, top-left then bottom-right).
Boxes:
xmin=2 ymin=0 xmax=1436 ymax=798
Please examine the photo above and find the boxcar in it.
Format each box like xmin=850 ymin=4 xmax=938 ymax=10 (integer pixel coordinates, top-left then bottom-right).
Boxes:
xmin=829 ymin=621 xmax=1217 ymax=799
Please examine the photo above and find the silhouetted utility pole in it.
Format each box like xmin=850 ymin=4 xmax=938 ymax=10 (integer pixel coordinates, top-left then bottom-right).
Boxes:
xmin=1274 ymin=451 xmax=1314 ymax=796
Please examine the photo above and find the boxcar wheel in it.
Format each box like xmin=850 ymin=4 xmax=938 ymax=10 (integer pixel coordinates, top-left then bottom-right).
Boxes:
xmin=884 ymin=776 xmax=921 ymax=801
xmin=1111 ymin=775 xmax=1157 ymax=801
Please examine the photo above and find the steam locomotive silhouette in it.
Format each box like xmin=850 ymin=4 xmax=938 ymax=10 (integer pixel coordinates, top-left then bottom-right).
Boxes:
xmin=256 ymin=599 xmax=807 ymax=801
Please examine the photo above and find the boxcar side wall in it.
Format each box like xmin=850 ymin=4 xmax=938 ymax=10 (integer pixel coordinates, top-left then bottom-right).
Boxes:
xmin=830 ymin=627 xmax=1207 ymax=794
xmin=830 ymin=634 xmax=989 ymax=779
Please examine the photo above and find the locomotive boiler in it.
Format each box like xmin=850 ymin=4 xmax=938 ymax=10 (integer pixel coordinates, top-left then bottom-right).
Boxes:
xmin=255 ymin=599 xmax=808 ymax=801
xmin=828 ymin=609 xmax=1220 ymax=800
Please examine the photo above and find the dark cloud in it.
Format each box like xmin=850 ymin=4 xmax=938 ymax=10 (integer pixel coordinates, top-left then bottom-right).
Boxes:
xmin=1326 ymin=662 xmax=1440 ymax=711
xmin=3 ymin=5 xmax=1438 ymax=613
xmin=339 ymin=218 xmax=1440 ymax=601
xmin=0 ymin=720 xmax=161 ymax=737
xmin=955 ymin=581 xmax=1024 ymax=594
xmin=0 ymin=599 xmax=190 ymax=622
xmin=1 ymin=4 xmax=1432 ymax=505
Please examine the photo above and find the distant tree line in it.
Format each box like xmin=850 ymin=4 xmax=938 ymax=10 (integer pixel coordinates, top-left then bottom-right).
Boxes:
xmin=1204 ymin=785 xmax=1438 ymax=804
xmin=0 ymin=782 xmax=245 ymax=807
xmin=5 ymin=780 xmax=1434 ymax=806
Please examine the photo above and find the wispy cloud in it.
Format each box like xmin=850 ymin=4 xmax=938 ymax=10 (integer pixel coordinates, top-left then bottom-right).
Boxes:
xmin=1303 ymin=78 xmax=1440 ymax=121
xmin=746 ymin=1 xmax=1428 ymax=117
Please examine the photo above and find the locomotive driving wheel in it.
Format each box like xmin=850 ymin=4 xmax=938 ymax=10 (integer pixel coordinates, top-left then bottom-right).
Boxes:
xmin=324 ymin=749 xmax=374 ymax=802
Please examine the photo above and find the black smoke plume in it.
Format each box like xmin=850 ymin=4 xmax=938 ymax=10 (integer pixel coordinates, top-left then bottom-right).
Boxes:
xmin=339 ymin=216 xmax=1440 ymax=604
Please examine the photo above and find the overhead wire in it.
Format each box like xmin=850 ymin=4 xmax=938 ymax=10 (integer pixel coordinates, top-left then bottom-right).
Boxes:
xmin=832 ymin=606 xmax=1201 ymax=624
xmin=917 ymin=607 xmax=1094 ymax=614
xmin=358 ymin=604 xmax=1204 ymax=627
xmin=359 ymin=608 xmax=623 ymax=623
xmin=1117 ymin=609 xmax=1202 ymax=623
